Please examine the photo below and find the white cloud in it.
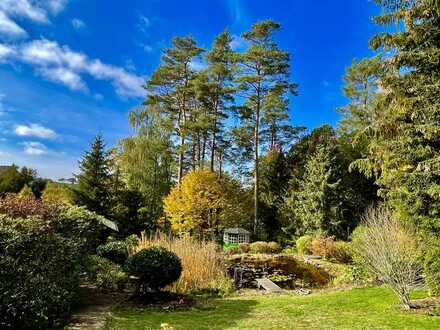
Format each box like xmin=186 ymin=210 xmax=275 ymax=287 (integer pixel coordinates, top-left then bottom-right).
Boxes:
xmin=4 ymin=39 xmax=145 ymax=98
xmin=0 ymin=43 xmax=14 ymax=60
xmin=38 ymin=66 xmax=88 ymax=91
xmin=46 ymin=0 xmax=69 ymax=15
xmin=15 ymin=124 xmax=57 ymax=139
xmin=0 ymin=11 xmax=27 ymax=38
xmin=21 ymin=141 xmax=48 ymax=155
xmin=0 ymin=0 xmax=69 ymax=38
xmin=0 ymin=0 xmax=48 ymax=24
xmin=71 ymin=18 xmax=85 ymax=30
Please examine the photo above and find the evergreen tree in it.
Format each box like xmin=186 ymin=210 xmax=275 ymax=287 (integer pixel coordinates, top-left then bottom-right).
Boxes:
xmin=259 ymin=148 xmax=290 ymax=240
xmin=235 ymin=20 xmax=297 ymax=234
xmin=73 ymin=135 xmax=112 ymax=217
xmin=349 ymin=1 xmax=440 ymax=238
xmin=146 ymin=36 xmax=204 ymax=183
xmin=337 ymin=56 xmax=382 ymax=153
xmin=288 ymin=143 xmax=342 ymax=237
xmin=197 ymin=30 xmax=236 ymax=171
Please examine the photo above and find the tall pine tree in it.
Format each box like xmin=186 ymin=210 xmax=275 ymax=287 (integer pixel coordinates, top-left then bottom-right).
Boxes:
xmin=235 ymin=20 xmax=297 ymax=234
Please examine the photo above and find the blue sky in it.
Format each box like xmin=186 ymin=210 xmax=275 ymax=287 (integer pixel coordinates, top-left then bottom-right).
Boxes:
xmin=0 ymin=0 xmax=381 ymax=179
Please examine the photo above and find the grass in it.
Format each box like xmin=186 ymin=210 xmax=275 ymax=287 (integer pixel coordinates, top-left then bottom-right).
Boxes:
xmin=107 ymin=286 xmax=439 ymax=330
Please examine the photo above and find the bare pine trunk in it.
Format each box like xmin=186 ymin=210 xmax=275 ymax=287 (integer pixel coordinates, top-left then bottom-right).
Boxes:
xmin=210 ymin=98 xmax=219 ymax=172
xmin=178 ymin=135 xmax=185 ymax=183
xmin=253 ymin=93 xmax=260 ymax=235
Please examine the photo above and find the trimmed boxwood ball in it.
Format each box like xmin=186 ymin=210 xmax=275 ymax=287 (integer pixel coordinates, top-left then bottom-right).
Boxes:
xmin=125 ymin=246 xmax=182 ymax=292
xmin=96 ymin=241 xmax=128 ymax=265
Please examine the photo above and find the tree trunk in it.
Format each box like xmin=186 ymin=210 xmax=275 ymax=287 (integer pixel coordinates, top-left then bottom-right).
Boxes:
xmin=202 ymin=132 xmax=207 ymax=169
xmin=254 ymin=88 xmax=261 ymax=235
xmin=210 ymin=98 xmax=219 ymax=172
xmin=178 ymin=135 xmax=185 ymax=183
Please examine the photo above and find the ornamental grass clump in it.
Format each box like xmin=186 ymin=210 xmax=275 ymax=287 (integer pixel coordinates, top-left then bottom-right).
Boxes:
xmin=130 ymin=232 xmax=231 ymax=294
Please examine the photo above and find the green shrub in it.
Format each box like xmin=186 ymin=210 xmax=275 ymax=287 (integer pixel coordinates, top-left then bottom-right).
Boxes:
xmin=332 ymin=241 xmax=352 ymax=263
xmin=125 ymin=234 xmax=139 ymax=250
xmin=350 ymin=225 xmax=367 ymax=263
xmin=96 ymin=241 xmax=128 ymax=265
xmin=248 ymin=241 xmax=282 ymax=254
xmin=84 ymin=255 xmax=128 ymax=291
xmin=85 ymin=254 xmax=130 ymax=291
xmin=309 ymin=236 xmax=352 ymax=263
xmin=268 ymin=242 xmax=282 ymax=253
xmin=223 ymin=243 xmax=239 ymax=251
xmin=125 ymin=247 xmax=182 ymax=292
xmin=0 ymin=216 xmax=81 ymax=329
xmin=96 ymin=264 xmax=128 ymax=291
xmin=55 ymin=206 xmax=108 ymax=253
xmin=296 ymin=235 xmax=313 ymax=255
xmin=424 ymin=245 xmax=440 ymax=296
xmin=282 ymin=246 xmax=296 ymax=254
xmin=249 ymin=241 xmax=269 ymax=253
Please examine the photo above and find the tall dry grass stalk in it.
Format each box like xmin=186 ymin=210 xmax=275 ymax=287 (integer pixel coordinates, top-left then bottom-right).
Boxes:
xmin=129 ymin=232 xmax=231 ymax=294
xmin=354 ymin=206 xmax=422 ymax=308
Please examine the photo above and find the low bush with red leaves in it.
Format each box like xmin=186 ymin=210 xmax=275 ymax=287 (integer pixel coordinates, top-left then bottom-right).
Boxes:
xmin=0 ymin=193 xmax=61 ymax=220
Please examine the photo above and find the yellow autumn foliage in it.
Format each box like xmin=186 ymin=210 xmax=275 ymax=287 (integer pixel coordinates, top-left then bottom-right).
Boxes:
xmin=164 ymin=170 xmax=251 ymax=236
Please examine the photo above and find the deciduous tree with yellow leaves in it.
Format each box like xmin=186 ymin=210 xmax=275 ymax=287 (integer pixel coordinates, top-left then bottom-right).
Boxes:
xmin=164 ymin=170 xmax=252 ymax=236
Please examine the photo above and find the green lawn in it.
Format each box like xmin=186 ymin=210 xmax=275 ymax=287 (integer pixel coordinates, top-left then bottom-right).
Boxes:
xmin=108 ymin=287 xmax=439 ymax=330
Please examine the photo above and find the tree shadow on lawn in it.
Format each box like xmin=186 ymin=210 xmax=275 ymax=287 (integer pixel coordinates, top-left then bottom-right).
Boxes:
xmin=110 ymin=298 xmax=259 ymax=330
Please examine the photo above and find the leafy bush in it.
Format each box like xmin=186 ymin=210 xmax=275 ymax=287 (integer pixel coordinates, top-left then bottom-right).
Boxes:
xmin=83 ymin=255 xmax=128 ymax=291
xmin=310 ymin=236 xmax=334 ymax=257
xmin=125 ymin=234 xmax=139 ymax=250
xmin=309 ymin=236 xmax=351 ymax=263
xmin=0 ymin=216 xmax=81 ymax=329
xmin=131 ymin=233 xmax=230 ymax=294
xmin=97 ymin=265 xmax=128 ymax=291
xmin=249 ymin=241 xmax=270 ymax=253
xmin=223 ymin=242 xmax=239 ymax=251
xmin=332 ymin=241 xmax=352 ymax=263
xmin=296 ymin=235 xmax=313 ymax=255
xmin=268 ymin=242 xmax=282 ymax=253
xmin=125 ymin=246 xmax=182 ymax=292
xmin=96 ymin=241 xmax=128 ymax=265
xmin=55 ymin=206 xmax=109 ymax=253
xmin=282 ymin=246 xmax=296 ymax=254
xmin=424 ymin=245 xmax=440 ymax=296
xmin=239 ymin=243 xmax=250 ymax=253
xmin=0 ymin=193 xmax=60 ymax=219
xmin=42 ymin=181 xmax=73 ymax=205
